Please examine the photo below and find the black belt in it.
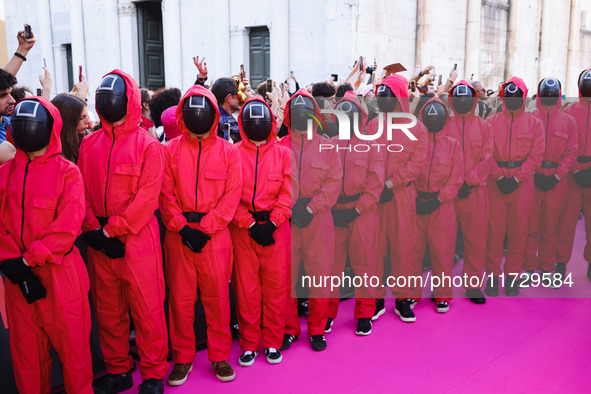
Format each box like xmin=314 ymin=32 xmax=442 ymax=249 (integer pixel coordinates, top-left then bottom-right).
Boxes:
xmin=541 ymin=161 xmax=558 ymax=169
xmin=96 ymin=216 xmax=109 ymax=227
xmin=336 ymin=193 xmax=361 ymax=204
xmin=250 ymin=210 xmax=272 ymax=222
xmin=496 ymin=160 xmax=525 ymax=168
xmin=577 ymin=156 xmax=591 ymax=163
xmin=64 ymin=244 xmax=74 ymax=256
xmin=417 ymin=190 xmax=439 ymax=200
xmin=182 ymin=212 xmax=207 ymax=223
xmin=294 ymin=197 xmax=312 ymax=209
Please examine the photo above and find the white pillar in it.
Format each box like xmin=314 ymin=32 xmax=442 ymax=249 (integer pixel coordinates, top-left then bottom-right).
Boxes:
xmin=566 ymin=0 xmax=582 ymax=97
xmin=69 ymin=0 xmax=87 ymax=92
xmin=270 ymin=0 xmax=289 ymax=81
xmin=229 ymin=25 xmax=247 ymax=78
xmin=162 ymin=0 xmax=182 ymax=88
xmin=464 ymin=0 xmax=481 ymax=80
xmin=118 ymin=1 xmax=140 ymax=81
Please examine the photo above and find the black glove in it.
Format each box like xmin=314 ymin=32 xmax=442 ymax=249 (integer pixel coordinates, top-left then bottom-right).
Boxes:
xmin=574 ymin=169 xmax=591 ymax=188
xmin=0 ymin=257 xmax=31 ymax=284
xmin=416 ymin=197 xmax=428 ymax=215
xmin=249 ymin=221 xmax=277 ymax=247
xmin=416 ymin=197 xmax=441 ymax=215
xmin=534 ymin=173 xmax=559 ymax=192
xmin=496 ymin=176 xmax=519 ymax=195
xmin=292 ymin=207 xmax=314 ymax=228
xmin=332 ymin=208 xmax=360 ymax=228
xmin=102 ymin=237 xmax=126 ymax=259
xmin=85 ymin=228 xmax=126 ymax=259
xmin=424 ymin=198 xmax=442 ymax=214
xmin=379 ymin=185 xmax=394 ymax=203
xmin=458 ymin=181 xmax=471 ymax=199
xmin=18 ymin=270 xmax=47 ymax=304
xmin=85 ymin=228 xmax=109 ymax=252
xmin=179 ymin=225 xmax=211 ymax=253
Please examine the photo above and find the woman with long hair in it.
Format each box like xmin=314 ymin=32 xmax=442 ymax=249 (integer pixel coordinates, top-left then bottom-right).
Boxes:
xmin=51 ymin=93 xmax=90 ymax=163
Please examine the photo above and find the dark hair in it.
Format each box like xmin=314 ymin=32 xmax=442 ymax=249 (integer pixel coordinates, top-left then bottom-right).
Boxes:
xmin=335 ymin=83 xmax=353 ymax=102
xmin=11 ymin=86 xmax=33 ymax=102
xmin=0 ymin=69 xmax=17 ymax=91
xmin=312 ymin=82 xmax=336 ymax=98
xmin=51 ymin=93 xmax=87 ymax=164
xmin=140 ymin=88 xmax=152 ymax=105
xmin=212 ymin=77 xmax=238 ymax=106
xmin=148 ymin=87 xmax=181 ymax=128
xmin=256 ymin=81 xmax=268 ymax=98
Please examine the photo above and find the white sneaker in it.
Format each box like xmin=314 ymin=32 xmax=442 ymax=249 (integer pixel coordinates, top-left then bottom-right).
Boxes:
xmin=238 ymin=350 xmax=258 ymax=367
xmin=265 ymin=348 xmax=283 ymax=364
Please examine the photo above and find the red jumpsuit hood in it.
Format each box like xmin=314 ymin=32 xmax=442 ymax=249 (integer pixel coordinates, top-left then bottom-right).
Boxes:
xmin=237 ymin=95 xmax=278 ymax=147
xmin=335 ymin=91 xmax=369 ymax=133
xmin=375 ymin=74 xmax=410 ymax=113
xmin=419 ymin=95 xmax=452 ymax=136
xmin=499 ymin=76 xmax=529 ymax=113
xmin=535 ymin=79 xmax=563 ymax=115
xmin=449 ymin=80 xmax=478 ymax=116
xmin=283 ymin=88 xmax=322 ymax=136
xmin=96 ymin=69 xmax=141 ymax=135
xmin=175 ymin=84 xmax=221 ymax=139
xmin=12 ymin=96 xmax=64 ymax=164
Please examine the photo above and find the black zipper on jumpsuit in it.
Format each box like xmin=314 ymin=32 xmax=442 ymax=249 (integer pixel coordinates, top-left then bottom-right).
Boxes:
xmin=426 ymin=136 xmax=437 ymax=193
xmin=586 ymin=101 xmax=590 ymax=154
xmin=508 ymin=113 xmax=513 ymax=177
xmin=195 ymin=137 xmax=202 ymax=210
xmin=462 ymin=117 xmax=465 ymax=149
xmin=297 ymin=137 xmax=303 ymax=198
xmin=545 ymin=111 xmax=550 ymax=151
xmin=251 ymin=146 xmax=260 ymax=211
xmin=341 ymin=140 xmax=351 ymax=195
xmin=20 ymin=160 xmax=31 ymax=250
xmin=104 ymin=127 xmax=116 ymax=214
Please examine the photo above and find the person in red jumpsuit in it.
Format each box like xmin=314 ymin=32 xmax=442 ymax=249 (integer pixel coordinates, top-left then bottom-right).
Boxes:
xmin=485 ymin=77 xmax=544 ymax=297
xmin=414 ymin=97 xmax=464 ymax=313
xmin=277 ymin=88 xmax=341 ymax=352
xmin=448 ymin=81 xmax=493 ymax=304
xmin=524 ymin=78 xmax=577 ymax=286
xmin=557 ymin=68 xmax=591 ymax=282
xmin=77 ymin=70 xmax=168 ymax=394
xmin=326 ymin=92 xmax=384 ymax=335
xmin=367 ymin=75 xmax=428 ymax=323
xmin=159 ymin=85 xmax=242 ymax=384
xmin=230 ymin=96 xmax=291 ymax=366
xmin=0 ymin=97 xmax=93 ymax=393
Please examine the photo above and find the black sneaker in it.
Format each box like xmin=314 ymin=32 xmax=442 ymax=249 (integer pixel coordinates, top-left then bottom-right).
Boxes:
xmin=553 ymin=263 xmax=566 ymax=289
xmin=355 ymin=318 xmax=372 ymax=336
xmin=93 ymin=369 xmax=134 ymax=394
xmin=279 ymin=334 xmax=298 ymax=351
xmin=394 ymin=299 xmax=416 ymax=323
xmin=372 ymin=298 xmax=386 ymax=321
xmin=310 ymin=335 xmax=327 ymax=351
xmin=465 ymin=289 xmax=486 ymax=304
xmin=138 ymin=379 xmax=163 ymax=394
xmin=325 ymin=317 xmax=334 ymax=333
xmin=485 ymin=276 xmax=499 ymax=297
xmin=505 ymin=276 xmax=519 ymax=297
xmin=238 ymin=350 xmax=258 ymax=367
xmin=264 ymin=348 xmax=283 ymax=364
xmin=436 ymin=301 xmax=450 ymax=313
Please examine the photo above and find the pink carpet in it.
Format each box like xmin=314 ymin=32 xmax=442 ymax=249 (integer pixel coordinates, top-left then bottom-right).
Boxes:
xmin=125 ymin=220 xmax=591 ymax=392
